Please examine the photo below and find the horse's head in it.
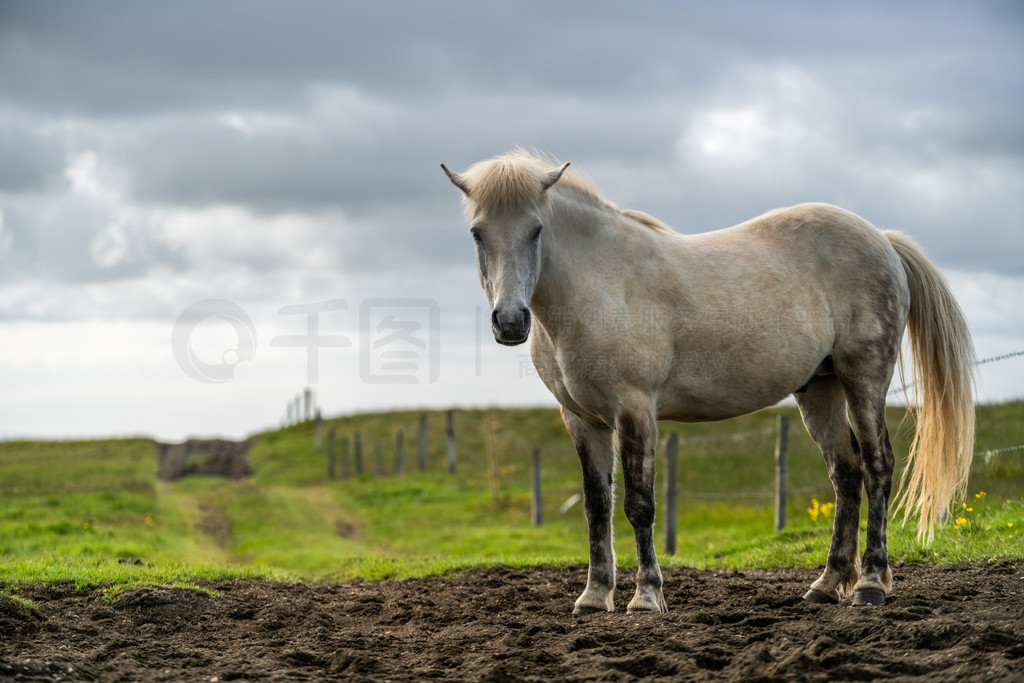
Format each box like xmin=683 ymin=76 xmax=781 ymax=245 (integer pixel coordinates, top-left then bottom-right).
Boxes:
xmin=442 ymin=157 xmax=569 ymax=346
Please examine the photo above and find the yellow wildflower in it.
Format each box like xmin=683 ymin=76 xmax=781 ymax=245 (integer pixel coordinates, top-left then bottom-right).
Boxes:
xmin=955 ymin=517 xmax=967 ymax=526
xmin=807 ymin=499 xmax=820 ymax=521
xmin=975 ymin=491 xmax=986 ymax=499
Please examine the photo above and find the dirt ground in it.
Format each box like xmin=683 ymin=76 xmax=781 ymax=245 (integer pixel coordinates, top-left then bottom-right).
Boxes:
xmin=2 ymin=562 xmax=1022 ymax=682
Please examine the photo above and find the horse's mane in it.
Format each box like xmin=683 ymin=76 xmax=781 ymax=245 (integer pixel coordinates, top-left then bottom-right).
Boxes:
xmin=461 ymin=150 xmax=672 ymax=233
xmin=621 ymin=209 xmax=672 ymax=233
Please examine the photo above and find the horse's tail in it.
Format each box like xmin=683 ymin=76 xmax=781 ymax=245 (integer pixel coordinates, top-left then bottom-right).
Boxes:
xmin=884 ymin=230 xmax=975 ymax=542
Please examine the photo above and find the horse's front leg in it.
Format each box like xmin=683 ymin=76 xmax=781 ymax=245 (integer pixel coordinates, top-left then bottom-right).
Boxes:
xmin=563 ymin=408 xmax=617 ymax=614
xmin=617 ymin=409 xmax=668 ymax=613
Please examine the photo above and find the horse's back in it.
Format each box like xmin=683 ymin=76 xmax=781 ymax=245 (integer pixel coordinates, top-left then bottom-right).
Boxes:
xmin=690 ymin=202 xmax=906 ymax=306
xmin=733 ymin=203 xmax=893 ymax=257
xmin=653 ymin=202 xmax=909 ymax=421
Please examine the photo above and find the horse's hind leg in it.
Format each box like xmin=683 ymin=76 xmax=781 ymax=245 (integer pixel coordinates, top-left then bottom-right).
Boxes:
xmin=839 ymin=374 xmax=896 ymax=606
xmin=563 ymin=407 xmax=617 ymax=614
xmin=795 ymin=375 xmax=863 ymax=604
xmin=616 ymin=407 xmax=667 ymax=613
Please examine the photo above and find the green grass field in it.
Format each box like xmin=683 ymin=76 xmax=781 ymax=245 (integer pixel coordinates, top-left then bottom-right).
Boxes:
xmin=2 ymin=402 xmax=1023 ymax=590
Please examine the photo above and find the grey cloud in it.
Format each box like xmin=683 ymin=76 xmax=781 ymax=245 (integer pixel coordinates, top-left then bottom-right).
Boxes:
xmin=0 ymin=0 xmax=1021 ymax=314
xmin=4 ymin=1 xmax=1024 ymax=442
xmin=6 ymin=2 xmax=1014 ymax=112
xmin=0 ymin=108 xmax=67 ymax=194
xmin=0 ymin=2 xmax=716 ymax=113
xmin=107 ymin=91 xmax=688 ymax=212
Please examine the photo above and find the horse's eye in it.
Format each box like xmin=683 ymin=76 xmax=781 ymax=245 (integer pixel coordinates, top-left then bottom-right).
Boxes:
xmin=470 ymin=228 xmax=482 ymax=243
xmin=531 ymin=224 xmax=543 ymax=241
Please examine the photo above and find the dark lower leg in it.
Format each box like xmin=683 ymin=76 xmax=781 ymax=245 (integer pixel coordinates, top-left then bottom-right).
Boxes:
xmin=858 ymin=431 xmax=894 ymax=598
xmin=579 ymin=456 xmax=615 ymax=606
xmin=565 ymin=409 xmax=616 ymax=614
xmin=810 ymin=456 xmax=863 ymax=600
xmin=618 ymin=411 xmax=666 ymax=613
xmin=843 ymin=390 xmax=896 ymax=605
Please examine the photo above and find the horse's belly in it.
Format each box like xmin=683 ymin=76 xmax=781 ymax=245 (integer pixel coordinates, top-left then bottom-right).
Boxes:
xmin=656 ymin=358 xmax=816 ymax=422
xmin=657 ymin=387 xmax=790 ymax=422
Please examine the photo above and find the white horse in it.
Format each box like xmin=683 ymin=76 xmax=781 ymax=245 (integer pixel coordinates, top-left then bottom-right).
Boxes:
xmin=442 ymin=150 xmax=974 ymax=613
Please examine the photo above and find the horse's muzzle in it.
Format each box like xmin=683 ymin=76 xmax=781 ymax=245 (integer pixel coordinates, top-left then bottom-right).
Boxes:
xmin=491 ymin=306 xmax=531 ymax=346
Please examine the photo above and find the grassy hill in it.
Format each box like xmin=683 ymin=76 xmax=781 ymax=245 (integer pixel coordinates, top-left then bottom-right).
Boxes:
xmin=2 ymin=402 xmax=1022 ymax=588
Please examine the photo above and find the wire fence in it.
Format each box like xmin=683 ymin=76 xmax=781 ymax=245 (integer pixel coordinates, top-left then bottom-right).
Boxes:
xmin=310 ymin=409 xmax=1024 ymax=500
xmin=302 ymin=406 xmax=1024 ymax=545
xmin=976 ymin=443 xmax=1024 ymax=458
xmin=290 ymin=348 xmax=1023 ymax=528
xmin=888 ymin=348 xmax=1024 ymax=396
xmin=668 ymin=444 xmax=1024 ymax=501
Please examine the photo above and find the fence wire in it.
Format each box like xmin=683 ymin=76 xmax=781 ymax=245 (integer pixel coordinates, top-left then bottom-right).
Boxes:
xmin=671 ymin=442 xmax=1024 ymax=501
xmin=889 ymin=348 xmax=1024 ymax=396
xmin=976 ymin=443 xmax=1024 ymax=458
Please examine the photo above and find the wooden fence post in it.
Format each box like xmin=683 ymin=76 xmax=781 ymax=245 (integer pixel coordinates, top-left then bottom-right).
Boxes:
xmin=314 ymin=409 xmax=323 ymax=449
xmin=446 ymin=409 xmax=457 ymax=474
xmin=341 ymin=437 xmax=350 ymax=479
xmin=774 ymin=414 xmax=790 ymax=533
xmin=354 ymin=431 xmax=364 ymax=476
xmin=418 ymin=414 xmax=428 ymax=471
xmin=327 ymin=428 xmax=336 ymax=479
xmin=664 ymin=432 xmax=679 ymax=555
xmin=374 ymin=442 xmax=383 ymax=477
xmin=395 ymin=429 xmax=404 ymax=476
xmin=484 ymin=412 xmax=499 ymax=504
xmin=286 ymin=402 xmax=293 ymax=426
xmin=303 ymin=387 xmax=313 ymax=422
xmin=532 ymin=448 xmax=542 ymax=526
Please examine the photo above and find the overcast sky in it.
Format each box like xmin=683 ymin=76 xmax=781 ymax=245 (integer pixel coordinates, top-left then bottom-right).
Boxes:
xmin=1 ymin=1 xmax=1022 ymax=441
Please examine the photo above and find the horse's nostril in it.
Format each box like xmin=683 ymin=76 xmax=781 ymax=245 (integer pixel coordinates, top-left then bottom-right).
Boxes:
xmin=491 ymin=306 xmax=531 ymax=341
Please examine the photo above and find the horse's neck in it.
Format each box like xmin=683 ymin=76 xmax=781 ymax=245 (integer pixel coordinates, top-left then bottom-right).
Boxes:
xmin=531 ymin=194 xmax=639 ymax=318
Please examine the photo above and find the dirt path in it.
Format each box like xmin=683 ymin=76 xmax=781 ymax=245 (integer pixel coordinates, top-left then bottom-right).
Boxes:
xmin=2 ymin=562 xmax=1022 ymax=681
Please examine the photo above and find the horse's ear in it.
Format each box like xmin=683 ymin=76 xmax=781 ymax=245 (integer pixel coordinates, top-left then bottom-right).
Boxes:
xmin=541 ymin=162 xmax=570 ymax=192
xmin=441 ymin=164 xmax=471 ymax=196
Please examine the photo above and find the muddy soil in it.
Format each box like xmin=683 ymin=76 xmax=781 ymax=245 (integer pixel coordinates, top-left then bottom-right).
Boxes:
xmin=2 ymin=562 xmax=1022 ymax=681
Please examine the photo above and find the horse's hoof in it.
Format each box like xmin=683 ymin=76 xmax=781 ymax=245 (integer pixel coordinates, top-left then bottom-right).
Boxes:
xmin=852 ymin=589 xmax=885 ymax=606
xmin=803 ymin=589 xmax=838 ymax=605
xmin=625 ymin=596 xmax=667 ymax=614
